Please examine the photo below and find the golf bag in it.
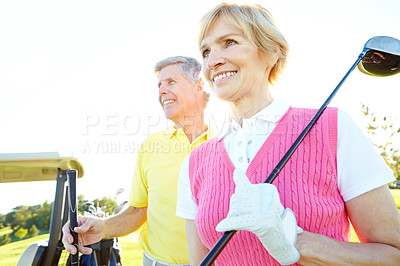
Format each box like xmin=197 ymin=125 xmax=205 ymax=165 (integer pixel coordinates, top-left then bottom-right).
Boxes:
xmin=66 ymin=238 xmax=122 ymax=266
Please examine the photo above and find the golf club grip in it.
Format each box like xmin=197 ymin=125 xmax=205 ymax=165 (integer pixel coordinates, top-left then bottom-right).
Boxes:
xmin=199 ymin=52 xmax=367 ymax=266
xmin=199 ymin=230 xmax=235 ymax=265
xmin=67 ymin=170 xmax=79 ymax=265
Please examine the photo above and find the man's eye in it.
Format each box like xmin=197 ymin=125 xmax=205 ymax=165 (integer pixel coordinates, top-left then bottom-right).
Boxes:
xmin=170 ymin=80 xmax=176 ymax=85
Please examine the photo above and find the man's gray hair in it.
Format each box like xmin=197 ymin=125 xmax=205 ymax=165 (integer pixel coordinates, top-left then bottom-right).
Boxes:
xmin=154 ymin=56 xmax=201 ymax=84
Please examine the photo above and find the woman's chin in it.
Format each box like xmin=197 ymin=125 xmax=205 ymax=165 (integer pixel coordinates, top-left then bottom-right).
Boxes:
xmin=212 ymin=89 xmax=233 ymax=102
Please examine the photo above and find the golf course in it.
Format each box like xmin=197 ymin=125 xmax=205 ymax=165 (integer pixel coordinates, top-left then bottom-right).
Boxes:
xmin=1 ymin=189 xmax=399 ymax=266
xmin=0 ymin=231 xmax=143 ymax=266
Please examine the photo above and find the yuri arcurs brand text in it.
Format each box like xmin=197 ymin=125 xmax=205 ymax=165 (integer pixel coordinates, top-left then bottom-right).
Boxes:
xmin=81 ymin=141 xmax=194 ymax=154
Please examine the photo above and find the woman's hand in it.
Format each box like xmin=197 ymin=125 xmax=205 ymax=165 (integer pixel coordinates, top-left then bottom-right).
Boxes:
xmin=216 ymin=169 xmax=301 ymax=265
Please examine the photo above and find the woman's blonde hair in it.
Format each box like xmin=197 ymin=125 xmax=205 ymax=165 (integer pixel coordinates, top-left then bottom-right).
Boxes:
xmin=199 ymin=3 xmax=289 ymax=85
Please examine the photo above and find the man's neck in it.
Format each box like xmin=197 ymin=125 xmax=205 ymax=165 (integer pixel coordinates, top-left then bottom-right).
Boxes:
xmin=173 ymin=113 xmax=207 ymax=143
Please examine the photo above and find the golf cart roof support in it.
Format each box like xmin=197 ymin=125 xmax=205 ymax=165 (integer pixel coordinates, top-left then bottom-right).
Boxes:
xmin=41 ymin=169 xmax=69 ymax=265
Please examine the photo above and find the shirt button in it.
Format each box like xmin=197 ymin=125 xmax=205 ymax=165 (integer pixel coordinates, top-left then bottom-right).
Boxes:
xmin=248 ymin=139 xmax=252 ymax=145
xmin=238 ymin=157 xmax=243 ymax=163
xmin=237 ymin=141 xmax=242 ymax=146
xmin=183 ymin=144 xmax=188 ymax=149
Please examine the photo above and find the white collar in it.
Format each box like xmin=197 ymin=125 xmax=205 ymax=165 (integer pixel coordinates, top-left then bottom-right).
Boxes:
xmin=217 ymin=98 xmax=290 ymax=141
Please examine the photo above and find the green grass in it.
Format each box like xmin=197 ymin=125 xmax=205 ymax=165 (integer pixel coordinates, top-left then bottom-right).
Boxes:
xmin=0 ymin=234 xmax=49 ymax=266
xmin=119 ymin=233 xmax=143 ymax=266
xmin=1 ymin=189 xmax=399 ymax=265
xmin=0 ymin=232 xmax=142 ymax=266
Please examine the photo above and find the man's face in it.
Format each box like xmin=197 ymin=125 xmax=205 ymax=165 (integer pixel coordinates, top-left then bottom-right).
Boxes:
xmin=158 ymin=64 xmax=199 ymax=123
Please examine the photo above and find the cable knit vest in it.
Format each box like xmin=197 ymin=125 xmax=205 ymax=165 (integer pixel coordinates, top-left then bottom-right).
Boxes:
xmin=188 ymin=107 xmax=350 ymax=265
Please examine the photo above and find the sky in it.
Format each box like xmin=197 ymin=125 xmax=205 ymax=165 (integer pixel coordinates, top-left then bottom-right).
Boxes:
xmin=0 ymin=0 xmax=399 ymax=214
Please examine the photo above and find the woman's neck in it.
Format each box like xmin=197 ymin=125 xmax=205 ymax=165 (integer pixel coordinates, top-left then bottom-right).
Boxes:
xmin=229 ymin=91 xmax=274 ymax=126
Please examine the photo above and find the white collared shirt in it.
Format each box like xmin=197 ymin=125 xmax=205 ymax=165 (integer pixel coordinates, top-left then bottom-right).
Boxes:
xmin=218 ymin=98 xmax=290 ymax=171
xmin=176 ymin=99 xmax=395 ymax=219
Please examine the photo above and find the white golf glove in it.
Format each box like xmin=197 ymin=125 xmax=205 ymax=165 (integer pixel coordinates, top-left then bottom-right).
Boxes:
xmin=216 ymin=169 xmax=301 ymax=265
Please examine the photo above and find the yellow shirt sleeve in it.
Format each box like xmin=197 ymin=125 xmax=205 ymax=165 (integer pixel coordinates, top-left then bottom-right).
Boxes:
xmin=128 ymin=140 xmax=148 ymax=207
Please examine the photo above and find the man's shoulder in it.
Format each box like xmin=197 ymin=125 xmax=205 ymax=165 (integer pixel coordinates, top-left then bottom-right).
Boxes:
xmin=192 ymin=136 xmax=218 ymax=153
xmin=141 ymin=128 xmax=173 ymax=143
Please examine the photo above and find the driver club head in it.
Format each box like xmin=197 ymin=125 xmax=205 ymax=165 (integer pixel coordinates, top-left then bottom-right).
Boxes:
xmin=358 ymin=36 xmax=400 ymax=77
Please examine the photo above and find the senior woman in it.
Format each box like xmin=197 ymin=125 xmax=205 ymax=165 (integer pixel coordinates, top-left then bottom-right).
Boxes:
xmin=176 ymin=3 xmax=400 ymax=266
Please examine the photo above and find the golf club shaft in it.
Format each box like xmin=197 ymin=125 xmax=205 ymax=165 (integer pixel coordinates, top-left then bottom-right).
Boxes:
xmin=199 ymin=49 xmax=368 ymax=266
xmin=67 ymin=170 xmax=79 ymax=265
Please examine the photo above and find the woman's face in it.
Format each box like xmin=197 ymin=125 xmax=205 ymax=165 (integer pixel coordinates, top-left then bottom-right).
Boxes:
xmin=200 ymin=18 xmax=274 ymax=103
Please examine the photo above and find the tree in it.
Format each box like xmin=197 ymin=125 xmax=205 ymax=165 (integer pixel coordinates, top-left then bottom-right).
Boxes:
xmin=34 ymin=201 xmax=52 ymax=232
xmin=0 ymin=214 xmax=5 ymax=228
xmin=93 ymin=197 xmax=117 ymax=216
xmin=4 ymin=201 xmax=52 ymax=234
xmin=0 ymin=234 xmax=11 ymax=246
xmin=361 ymin=104 xmax=400 ymax=181
xmin=78 ymin=194 xmax=88 ymax=214
xmin=5 ymin=205 xmax=31 ymax=230
xmin=14 ymin=227 xmax=28 ymax=240
xmin=29 ymin=224 xmax=39 ymax=237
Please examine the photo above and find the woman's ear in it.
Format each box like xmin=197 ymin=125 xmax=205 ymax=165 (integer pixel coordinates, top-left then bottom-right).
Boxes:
xmin=261 ymin=49 xmax=280 ymax=74
xmin=271 ymin=49 xmax=280 ymax=66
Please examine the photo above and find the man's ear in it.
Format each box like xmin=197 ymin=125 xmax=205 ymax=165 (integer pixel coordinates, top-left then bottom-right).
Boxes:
xmin=196 ymin=78 xmax=204 ymax=93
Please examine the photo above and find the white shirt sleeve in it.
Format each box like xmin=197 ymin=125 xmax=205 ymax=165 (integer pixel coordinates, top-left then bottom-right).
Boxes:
xmin=176 ymin=154 xmax=198 ymax=220
xmin=337 ymin=109 xmax=395 ymax=202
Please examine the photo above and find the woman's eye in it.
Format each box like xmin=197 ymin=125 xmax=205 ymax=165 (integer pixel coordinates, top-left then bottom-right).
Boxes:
xmin=202 ymin=50 xmax=210 ymax=58
xmin=226 ymin=40 xmax=236 ymax=47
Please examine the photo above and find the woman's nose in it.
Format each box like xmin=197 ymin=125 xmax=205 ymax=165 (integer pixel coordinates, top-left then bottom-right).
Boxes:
xmin=206 ymin=49 xmax=224 ymax=70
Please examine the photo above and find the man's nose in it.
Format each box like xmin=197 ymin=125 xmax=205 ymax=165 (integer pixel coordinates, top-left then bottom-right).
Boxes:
xmin=159 ymin=84 xmax=169 ymax=95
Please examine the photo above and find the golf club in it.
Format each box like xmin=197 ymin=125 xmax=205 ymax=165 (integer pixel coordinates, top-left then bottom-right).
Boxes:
xmin=359 ymin=36 xmax=400 ymax=76
xmin=67 ymin=169 xmax=79 ymax=266
xmin=200 ymin=36 xmax=400 ymax=266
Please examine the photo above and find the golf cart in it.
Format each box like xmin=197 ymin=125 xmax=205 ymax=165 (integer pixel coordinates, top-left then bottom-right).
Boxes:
xmin=1 ymin=152 xmax=123 ymax=266
xmin=0 ymin=152 xmax=121 ymax=266
xmin=0 ymin=152 xmax=84 ymax=265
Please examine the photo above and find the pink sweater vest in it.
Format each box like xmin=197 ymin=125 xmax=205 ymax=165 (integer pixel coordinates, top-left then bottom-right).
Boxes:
xmin=189 ymin=107 xmax=350 ymax=265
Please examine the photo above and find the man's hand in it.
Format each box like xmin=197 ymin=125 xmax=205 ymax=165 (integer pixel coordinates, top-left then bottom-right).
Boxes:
xmin=62 ymin=215 xmax=105 ymax=255
xmin=216 ymin=169 xmax=301 ymax=265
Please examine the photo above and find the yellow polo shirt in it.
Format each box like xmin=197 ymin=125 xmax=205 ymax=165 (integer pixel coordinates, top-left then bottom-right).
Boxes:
xmin=128 ymin=125 xmax=214 ymax=264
